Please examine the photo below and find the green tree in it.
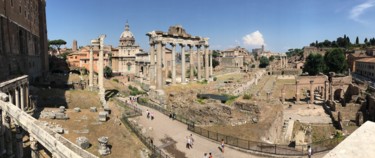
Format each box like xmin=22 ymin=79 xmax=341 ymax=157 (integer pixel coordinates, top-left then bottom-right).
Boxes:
xmin=212 ymin=50 xmax=220 ymax=58
xmin=269 ymin=55 xmax=275 ymax=61
xmin=303 ymin=53 xmax=325 ymax=75
xmin=212 ymin=59 xmax=220 ymax=68
xmin=355 ymin=36 xmax=359 ymax=45
xmin=49 ymin=39 xmax=67 ymax=54
xmin=324 ymin=49 xmax=347 ymax=74
xmin=259 ymin=56 xmax=269 ymax=68
xmin=364 ymin=38 xmax=369 ymax=45
xmin=104 ymin=66 xmax=112 ymax=78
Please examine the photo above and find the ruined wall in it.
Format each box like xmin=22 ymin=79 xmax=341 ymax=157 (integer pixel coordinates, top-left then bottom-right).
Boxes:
xmin=263 ymin=110 xmax=284 ymax=143
xmin=0 ymin=0 xmax=48 ymax=82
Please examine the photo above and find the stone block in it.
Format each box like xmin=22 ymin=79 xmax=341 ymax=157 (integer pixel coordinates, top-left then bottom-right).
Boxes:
xmin=53 ymin=127 xmax=64 ymax=134
xmin=98 ymin=112 xmax=107 ymax=122
xmin=76 ymin=137 xmax=91 ymax=149
xmin=55 ymin=113 xmax=69 ymax=120
xmin=59 ymin=106 xmax=65 ymax=113
xmin=74 ymin=107 xmax=81 ymax=112
xmin=90 ymin=107 xmax=97 ymax=112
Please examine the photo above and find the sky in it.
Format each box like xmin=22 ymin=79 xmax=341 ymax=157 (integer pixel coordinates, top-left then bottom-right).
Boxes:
xmin=46 ymin=0 xmax=375 ymax=53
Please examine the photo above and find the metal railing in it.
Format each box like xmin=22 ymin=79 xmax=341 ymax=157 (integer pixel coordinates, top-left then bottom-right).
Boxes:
xmin=137 ymin=97 xmax=345 ymax=156
xmin=116 ymin=98 xmax=171 ymax=158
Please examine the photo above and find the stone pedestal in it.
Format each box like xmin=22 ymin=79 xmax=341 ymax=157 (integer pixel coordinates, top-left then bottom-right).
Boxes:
xmin=98 ymin=137 xmax=110 ymax=156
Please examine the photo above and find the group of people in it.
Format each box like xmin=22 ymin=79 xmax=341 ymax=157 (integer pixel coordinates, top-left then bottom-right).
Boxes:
xmin=186 ymin=134 xmax=194 ymax=149
xmin=146 ymin=109 xmax=154 ymax=120
xmin=203 ymin=152 xmax=213 ymax=158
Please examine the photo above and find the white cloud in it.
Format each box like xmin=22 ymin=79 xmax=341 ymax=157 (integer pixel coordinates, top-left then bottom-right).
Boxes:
xmin=242 ymin=30 xmax=265 ymax=47
xmin=349 ymin=0 xmax=375 ymax=23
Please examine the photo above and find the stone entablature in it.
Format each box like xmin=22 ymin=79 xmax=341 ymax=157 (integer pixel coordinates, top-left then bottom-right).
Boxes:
xmin=146 ymin=25 xmax=212 ymax=90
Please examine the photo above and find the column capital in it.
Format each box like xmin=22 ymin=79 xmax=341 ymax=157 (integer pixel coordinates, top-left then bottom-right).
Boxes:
xmin=187 ymin=44 xmax=194 ymax=48
xmin=179 ymin=43 xmax=186 ymax=47
xmin=170 ymin=43 xmax=176 ymax=47
xmin=196 ymin=45 xmax=202 ymax=48
xmin=204 ymin=44 xmax=209 ymax=48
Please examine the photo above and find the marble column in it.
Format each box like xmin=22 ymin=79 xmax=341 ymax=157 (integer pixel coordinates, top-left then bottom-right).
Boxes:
xmin=204 ymin=45 xmax=209 ymax=81
xmin=15 ymin=88 xmax=19 ymax=108
xmin=162 ymin=43 xmax=168 ymax=81
xmin=209 ymin=50 xmax=213 ymax=77
xmin=196 ymin=45 xmax=202 ymax=81
xmin=8 ymin=91 xmax=13 ymax=105
xmin=20 ymin=85 xmax=24 ymax=111
xmin=281 ymin=88 xmax=286 ymax=103
xmin=98 ymin=35 xmax=106 ymax=95
xmin=30 ymin=134 xmax=39 ymax=158
xmin=310 ymin=80 xmax=314 ymax=104
xmin=15 ymin=125 xmax=23 ymax=158
xmin=89 ymin=46 xmax=94 ymax=88
xmin=149 ymin=44 xmax=155 ymax=86
xmin=180 ymin=44 xmax=186 ymax=83
xmin=171 ymin=43 xmax=176 ymax=84
xmin=189 ymin=45 xmax=194 ymax=81
xmin=156 ymin=41 xmax=162 ymax=90
xmin=25 ymin=85 xmax=29 ymax=110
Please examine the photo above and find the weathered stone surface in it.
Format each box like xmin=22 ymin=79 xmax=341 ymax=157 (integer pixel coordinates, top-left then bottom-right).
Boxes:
xmin=76 ymin=137 xmax=90 ymax=149
xmin=98 ymin=112 xmax=107 ymax=122
xmin=74 ymin=107 xmax=81 ymax=112
xmin=90 ymin=107 xmax=97 ymax=112
xmin=98 ymin=136 xmax=110 ymax=156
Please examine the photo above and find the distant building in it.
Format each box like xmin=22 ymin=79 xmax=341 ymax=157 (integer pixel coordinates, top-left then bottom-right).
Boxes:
xmin=112 ymin=22 xmax=142 ymax=75
xmin=302 ymin=46 xmax=326 ymax=60
xmin=347 ymin=51 xmax=369 ymax=72
xmin=66 ymin=46 xmax=111 ymax=72
xmin=355 ymin=57 xmax=375 ymax=80
xmin=220 ymin=46 xmax=253 ymax=68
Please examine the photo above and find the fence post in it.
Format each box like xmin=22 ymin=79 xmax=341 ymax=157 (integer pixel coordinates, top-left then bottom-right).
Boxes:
xmin=216 ymin=133 xmax=218 ymax=141
xmin=261 ymin=143 xmax=263 ymax=152
xmin=274 ymin=144 xmax=276 ymax=154
xmin=208 ymin=130 xmax=210 ymax=139
xmin=248 ymin=140 xmax=250 ymax=150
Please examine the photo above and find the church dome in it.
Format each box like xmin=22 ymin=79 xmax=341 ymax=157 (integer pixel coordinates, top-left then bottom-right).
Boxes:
xmin=119 ymin=22 xmax=135 ymax=46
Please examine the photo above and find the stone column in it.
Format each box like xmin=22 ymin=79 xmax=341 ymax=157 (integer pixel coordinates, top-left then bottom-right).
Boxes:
xmin=8 ymin=91 xmax=13 ymax=105
xmin=180 ymin=44 xmax=186 ymax=83
xmin=204 ymin=45 xmax=209 ymax=81
xmin=189 ymin=45 xmax=194 ymax=81
xmin=280 ymin=55 xmax=282 ymax=68
xmin=310 ymin=80 xmax=314 ymax=104
xmin=25 ymin=85 xmax=29 ymax=110
xmin=98 ymin=35 xmax=106 ymax=96
xmin=295 ymin=80 xmax=300 ymax=102
xmin=15 ymin=88 xmax=20 ymax=108
xmin=156 ymin=41 xmax=162 ymax=90
xmin=171 ymin=43 xmax=176 ymax=84
xmin=209 ymin=50 xmax=213 ymax=77
xmin=30 ymin=134 xmax=39 ymax=158
xmin=15 ymin=125 xmax=23 ymax=158
xmin=149 ymin=43 xmax=155 ymax=86
xmin=89 ymin=46 xmax=94 ymax=88
xmin=162 ymin=42 xmax=168 ymax=81
xmin=20 ymin=85 xmax=24 ymax=111
xmin=196 ymin=45 xmax=202 ymax=81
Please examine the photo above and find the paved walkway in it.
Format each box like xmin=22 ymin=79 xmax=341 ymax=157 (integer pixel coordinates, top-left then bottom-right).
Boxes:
xmin=121 ymin=98 xmax=260 ymax=158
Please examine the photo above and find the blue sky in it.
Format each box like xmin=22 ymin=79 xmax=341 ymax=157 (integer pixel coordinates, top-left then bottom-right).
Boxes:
xmin=46 ymin=0 xmax=375 ymax=53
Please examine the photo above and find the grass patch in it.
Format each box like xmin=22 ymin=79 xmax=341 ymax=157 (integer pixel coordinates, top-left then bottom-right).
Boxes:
xmin=128 ymin=85 xmax=146 ymax=96
xmin=223 ymin=94 xmax=238 ymax=105
xmin=198 ymin=80 xmax=208 ymax=84
xmin=197 ymin=98 xmax=205 ymax=104
xmin=243 ymin=94 xmax=252 ymax=100
xmin=112 ymin=78 xmax=119 ymax=83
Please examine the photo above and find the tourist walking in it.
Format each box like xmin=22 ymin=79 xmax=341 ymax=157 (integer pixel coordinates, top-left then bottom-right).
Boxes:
xmin=189 ymin=134 xmax=194 ymax=146
xmin=186 ymin=136 xmax=191 ymax=149
xmin=221 ymin=139 xmax=225 ymax=153
xmin=203 ymin=153 xmax=208 ymax=158
xmin=308 ymin=145 xmax=312 ymax=158
xmin=209 ymin=152 xmax=213 ymax=158
xmin=146 ymin=109 xmax=150 ymax=119
xmin=151 ymin=112 xmax=154 ymax=120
